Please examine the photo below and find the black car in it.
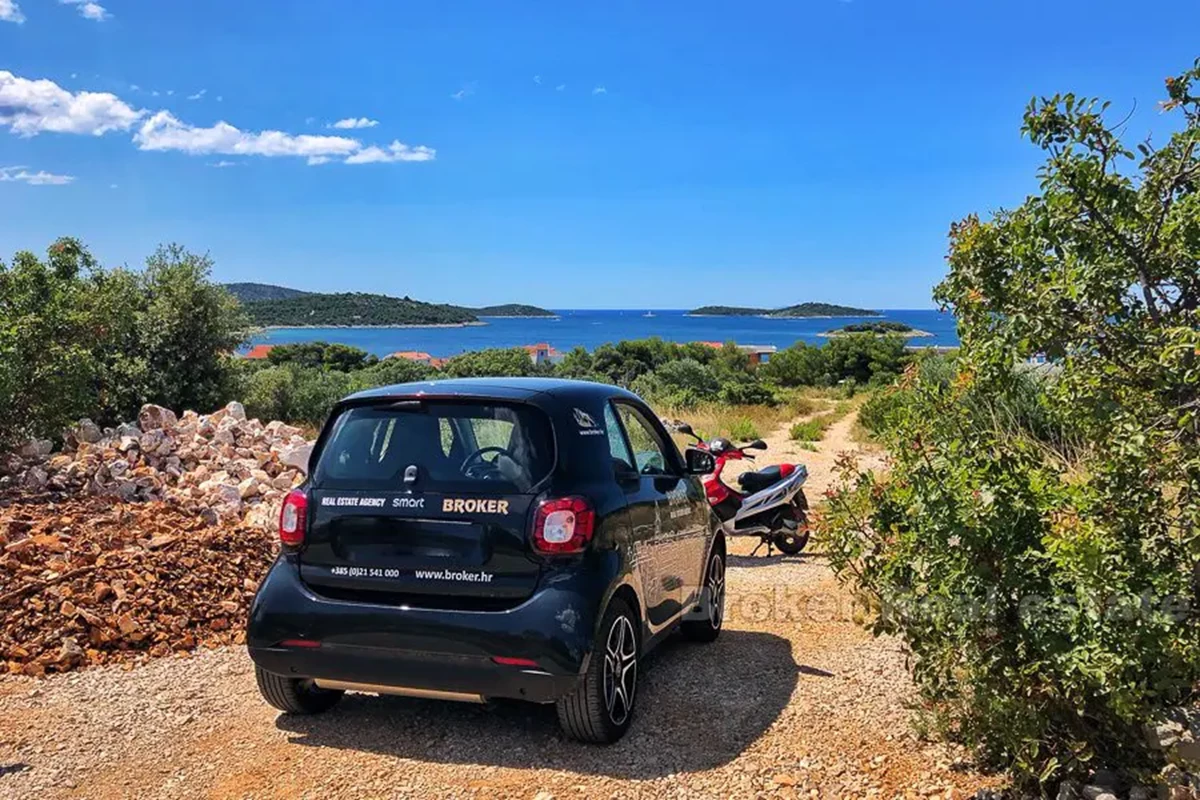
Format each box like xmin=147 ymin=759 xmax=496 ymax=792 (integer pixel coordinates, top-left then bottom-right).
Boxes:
xmin=247 ymin=377 xmax=724 ymax=743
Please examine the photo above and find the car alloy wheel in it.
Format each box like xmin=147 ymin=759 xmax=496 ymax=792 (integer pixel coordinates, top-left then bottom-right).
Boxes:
xmin=705 ymin=552 xmax=725 ymax=630
xmin=602 ymin=615 xmax=637 ymax=726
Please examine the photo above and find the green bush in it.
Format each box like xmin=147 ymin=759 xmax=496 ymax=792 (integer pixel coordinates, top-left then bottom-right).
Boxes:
xmin=821 ymin=63 xmax=1200 ymax=788
xmin=727 ymin=417 xmax=759 ymax=440
xmin=0 ymin=239 xmax=248 ymax=448
xmin=788 ymin=414 xmax=834 ymax=442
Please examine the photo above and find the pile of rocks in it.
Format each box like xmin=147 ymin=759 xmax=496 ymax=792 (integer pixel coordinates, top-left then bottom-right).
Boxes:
xmin=1 ymin=402 xmax=314 ymax=530
xmin=0 ymin=495 xmax=276 ymax=675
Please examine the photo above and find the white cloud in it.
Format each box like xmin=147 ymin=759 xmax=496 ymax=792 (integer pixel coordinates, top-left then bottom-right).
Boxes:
xmin=329 ymin=117 xmax=378 ymax=130
xmin=592 ymin=86 xmax=607 ymax=95
xmin=187 ymin=89 xmax=206 ymax=101
xmin=344 ymin=140 xmax=435 ymax=165
xmin=60 ymin=0 xmax=109 ymax=21
xmin=209 ymin=160 xmax=236 ymax=168
xmin=129 ymin=84 xmax=140 ymax=91
xmin=0 ymin=71 xmax=143 ymax=136
xmin=0 ymin=165 xmax=75 ymax=185
xmin=0 ymin=0 xmax=24 ymax=23
xmin=306 ymin=156 xmax=331 ymax=166
xmin=215 ymin=95 xmax=223 ymax=102
xmin=134 ymin=111 xmax=364 ymax=161
xmin=109 ymin=182 xmax=117 ymax=188
xmin=151 ymin=90 xmax=159 ymax=97
xmin=166 ymin=89 xmax=174 ymax=96
xmin=451 ymin=82 xmax=476 ymax=101
xmin=533 ymin=75 xmax=542 ymax=85
xmin=556 ymin=84 xmax=566 ymax=92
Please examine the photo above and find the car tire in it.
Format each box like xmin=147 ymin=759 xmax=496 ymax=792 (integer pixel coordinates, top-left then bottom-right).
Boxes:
xmin=556 ymin=597 xmax=639 ymax=744
xmin=682 ymin=550 xmax=725 ymax=643
xmin=255 ymin=665 xmax=344 ymax=714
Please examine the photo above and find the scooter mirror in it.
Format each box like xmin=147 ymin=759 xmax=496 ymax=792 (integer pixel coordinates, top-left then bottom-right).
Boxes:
xmin=676 ymin=423 xmax=695 ymax=437
xmin=684 ymin=447 xmax=715 ymax=475
xmin=747 ymin=439 xmax=767 ymax=450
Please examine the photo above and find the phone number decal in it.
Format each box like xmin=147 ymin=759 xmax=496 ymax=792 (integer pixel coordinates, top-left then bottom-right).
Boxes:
xmin=329 ymin=566 xmax=400 ymax=578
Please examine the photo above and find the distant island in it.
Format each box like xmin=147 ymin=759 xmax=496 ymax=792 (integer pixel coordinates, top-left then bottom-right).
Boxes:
xmin=688 ymin=302 xmax=881 ymax=318
xmin=223 ymin=283 xmax=558 ymax=327
xmin=236 ymin=290 xmax=481 ymax=328
xmin=820 ymin=320 xmax=932 ymax=338
xmin=475 ymin=303 xmax=557 ymax=318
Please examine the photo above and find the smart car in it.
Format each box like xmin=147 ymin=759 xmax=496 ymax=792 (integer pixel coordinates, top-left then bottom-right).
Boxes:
xmin=247 ymin=377 xmax=724 ymax=743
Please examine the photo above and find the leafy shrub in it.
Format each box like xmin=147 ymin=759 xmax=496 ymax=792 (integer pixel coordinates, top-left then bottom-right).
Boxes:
xmin=821 ymin=63 xmax=1200 ymax=788
xmin=788 ymin=414 xmax=834 ymax=442
xmin=727 ymin=417 xmax=759 ymax=440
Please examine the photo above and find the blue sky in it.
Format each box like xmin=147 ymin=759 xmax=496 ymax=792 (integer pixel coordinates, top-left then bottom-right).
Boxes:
xmin=1 ymin=0 xmax=1197 ymax=309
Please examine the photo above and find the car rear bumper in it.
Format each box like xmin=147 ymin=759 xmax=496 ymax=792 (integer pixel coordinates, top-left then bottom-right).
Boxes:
xmin=246 ymin=555 xmax=611 ymax=704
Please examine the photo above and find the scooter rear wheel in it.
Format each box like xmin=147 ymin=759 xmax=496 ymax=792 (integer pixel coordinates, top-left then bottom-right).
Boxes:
xmin=773 ymin=530 xmax=809 ymax=555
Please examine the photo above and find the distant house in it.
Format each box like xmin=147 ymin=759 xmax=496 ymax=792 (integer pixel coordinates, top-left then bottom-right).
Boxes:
xmin=691 ymin=341 xmax=777 ymax=365
xmin=523 ymin=343 xmax=564 ymax=366
xmin=242 ymin=344 xmax=275 ymax=360
xmin=385 ymin=351 xmax=435 ymax=366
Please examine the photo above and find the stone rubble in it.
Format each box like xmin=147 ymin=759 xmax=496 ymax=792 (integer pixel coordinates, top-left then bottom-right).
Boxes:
xmin=1 ymin=402 xmax=314 ymax=530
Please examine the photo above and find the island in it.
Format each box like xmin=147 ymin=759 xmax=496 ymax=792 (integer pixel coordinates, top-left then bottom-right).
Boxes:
xmin=767 ymin=302 xmax=880 ymax=318
xmin=474 ymin=303 xmax=558 ymax=318
xmin=239 ymin=291 xmax=482 ymax=328
xmin=820 ymin=321 xmax=933 ymax=338
xmin=687 ymin=305 xmax=771 ymax=316
xmin=687 ymin=302 xmax=882 ymax=318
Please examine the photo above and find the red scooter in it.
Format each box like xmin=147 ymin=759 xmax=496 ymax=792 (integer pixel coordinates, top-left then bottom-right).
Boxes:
xmin=677 ymin=424 xmax=810 ymax=556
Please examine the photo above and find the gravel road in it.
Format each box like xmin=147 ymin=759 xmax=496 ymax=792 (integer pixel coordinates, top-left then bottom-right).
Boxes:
xmin=0 ymin=412 xmax=1000 ymax=799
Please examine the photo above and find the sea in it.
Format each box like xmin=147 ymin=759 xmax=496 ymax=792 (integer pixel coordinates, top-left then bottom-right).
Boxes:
xmin=246 ymin=308 xmax=959 ymax=358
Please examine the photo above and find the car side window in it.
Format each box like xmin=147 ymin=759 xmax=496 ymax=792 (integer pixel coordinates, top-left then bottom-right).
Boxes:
xmin=614 ymin=403 xmax=672 ymax=476
xmin=604 ymin=404 xmax=635 ymax=471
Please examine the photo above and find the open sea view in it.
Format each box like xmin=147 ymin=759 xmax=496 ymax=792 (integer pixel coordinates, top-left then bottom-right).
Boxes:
xmin=247 ymin=308 xmax=959 ymax=357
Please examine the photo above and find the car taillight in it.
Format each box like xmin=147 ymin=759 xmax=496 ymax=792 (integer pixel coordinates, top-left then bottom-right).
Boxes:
xmin=279 ymin=489 xmax=308 ymax=547
xmin=532 ymin=496 xmax=595 ymax=554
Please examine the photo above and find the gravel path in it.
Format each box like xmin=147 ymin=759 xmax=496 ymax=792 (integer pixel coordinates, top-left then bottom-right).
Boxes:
xmin=0 ymin=411 xmax=998 ymax=799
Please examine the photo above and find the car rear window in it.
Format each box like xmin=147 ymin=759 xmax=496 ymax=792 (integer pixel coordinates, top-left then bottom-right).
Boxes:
xmin=313 ymin=401 xmax=555 ymax=493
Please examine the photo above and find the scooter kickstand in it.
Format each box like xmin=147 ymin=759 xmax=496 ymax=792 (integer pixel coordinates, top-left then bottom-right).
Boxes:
xmin=750 ymin=540 xmax=764 ymax=557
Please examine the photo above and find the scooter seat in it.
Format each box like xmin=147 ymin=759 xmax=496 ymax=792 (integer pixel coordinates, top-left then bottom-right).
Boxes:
xmin=737 ymin=465 xmax=783 ymax=493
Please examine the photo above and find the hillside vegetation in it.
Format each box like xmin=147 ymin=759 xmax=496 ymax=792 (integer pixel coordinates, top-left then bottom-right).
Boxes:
xmin=222 ymin=282 xmax=309 ymax=303
xmin=243 ymin=292 xmax=479 ymax=327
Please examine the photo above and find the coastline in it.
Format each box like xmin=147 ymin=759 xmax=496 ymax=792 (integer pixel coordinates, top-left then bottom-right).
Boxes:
xmin=261 ymin=321 xmax=489 ymax=330
xmin=475 ymin=315 xmax=559 ymax=320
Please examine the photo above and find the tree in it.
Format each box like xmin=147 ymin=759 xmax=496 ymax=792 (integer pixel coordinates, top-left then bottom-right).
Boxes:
xmin=267 ymin=341 xmax=376 ymax=371
xmin=760 ymin=341 xmax=828 ymax=387
xmin=0 ymin=239 xmax=98 ymax=447
xmin=132 ymin=244 xmax=249 ymax=414
xmin=820 ymin=61 xmax=1200 ymax=787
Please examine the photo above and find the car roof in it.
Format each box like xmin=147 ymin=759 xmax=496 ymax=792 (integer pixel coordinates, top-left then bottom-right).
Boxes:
xmin=341 ymin=376 xmax=642 ymax=407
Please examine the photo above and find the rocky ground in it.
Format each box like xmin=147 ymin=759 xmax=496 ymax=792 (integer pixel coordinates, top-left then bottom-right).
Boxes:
xmin=0 ymin=408 xmax=1011 ymax=799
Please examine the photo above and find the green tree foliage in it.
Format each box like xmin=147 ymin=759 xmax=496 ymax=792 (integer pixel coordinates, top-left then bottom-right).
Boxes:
xmin=821 ymin=334 xmax=907 ymax=386
xmin=441 ymin=347 xmax=538 ymax=378
xmin=820 ymin=62 xmax=1200 ymax=787
xmin=266 ymin=341 xmax=377 ymax=371
xmin=0 ymin=239 xmax=248 ymax=447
